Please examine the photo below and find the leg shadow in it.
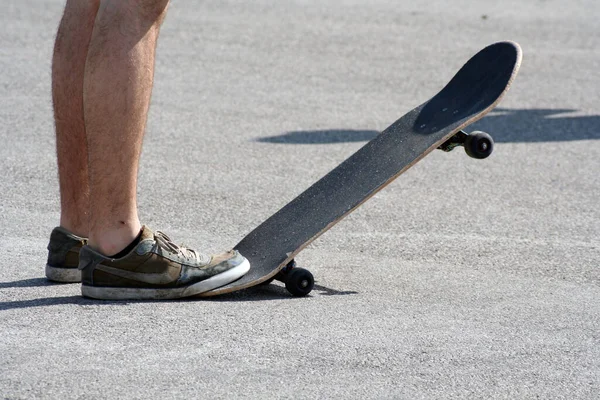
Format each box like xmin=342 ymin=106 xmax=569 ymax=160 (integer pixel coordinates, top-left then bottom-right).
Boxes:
xmin=256 ymin=129 xmax=379 ymax=144
xmin=254 ymin=108 xmax=600 ymax=144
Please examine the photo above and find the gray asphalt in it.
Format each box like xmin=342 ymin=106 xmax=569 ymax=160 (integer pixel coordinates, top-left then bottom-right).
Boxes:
xmin=1 ymin=0 xmax=599 ymax=398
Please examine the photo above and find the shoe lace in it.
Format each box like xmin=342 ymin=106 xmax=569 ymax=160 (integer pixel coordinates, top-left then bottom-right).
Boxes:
xmin=154 ymin=231 xmax=204 ymax=263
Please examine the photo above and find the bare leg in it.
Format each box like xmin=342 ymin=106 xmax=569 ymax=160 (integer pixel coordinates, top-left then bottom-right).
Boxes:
xmin=52 ymin=0 xmax=100 ymax=238
xmin=84 ymin=0 xmax=170 ymax=255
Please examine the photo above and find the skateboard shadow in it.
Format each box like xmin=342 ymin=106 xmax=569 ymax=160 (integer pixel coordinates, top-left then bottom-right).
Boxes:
xmin=202 ymin=284 xmax=296 ymax=302
xmin=255 ymin=108 xmax=600 ymax=144
xmin=472 ymin=108 xmax=600 ymax=142
xmin=312 ymin=284 xmax=358 ymax=296
xmin=204 ymin=283 xmax=358 ymax=302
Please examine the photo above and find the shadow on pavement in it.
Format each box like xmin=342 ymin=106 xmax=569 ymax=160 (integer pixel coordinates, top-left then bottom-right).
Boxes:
xmin=255 ymin=108 xmax=600 ymax=144
xmin=0 ymin=278 xmax=63 ymax=289
xmin=0 ymin=296 xmax=129 ymax=311
xmin=0 ymin=283 xmax=358 ymax=309
xmin=202 ymin=284 xmax=294 ymax=302
xmin=257 ymin=129 xmax=379 ymax=144
xmin=0 ymin=295 xmax=201 ymax=311
xmin=204 ymin=282 xmax=358 ymax=302
xmin=312 ymin=284 xmax=358 ymax=296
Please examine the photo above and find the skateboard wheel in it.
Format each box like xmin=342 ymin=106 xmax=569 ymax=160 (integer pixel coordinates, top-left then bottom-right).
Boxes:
xmin=464 ymin=131 xmax=494 ymax=159
xmin=285 ymin=268 xmax=314 ymax=297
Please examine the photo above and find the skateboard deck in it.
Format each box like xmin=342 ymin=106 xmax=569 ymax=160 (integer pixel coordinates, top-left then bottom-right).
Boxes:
xmin=200 ymin=41 xmax=522 ymax=297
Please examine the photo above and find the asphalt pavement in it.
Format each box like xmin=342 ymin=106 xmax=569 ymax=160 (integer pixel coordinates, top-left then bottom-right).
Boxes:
xmin=1 ymin=0 xmax=599 ymax=398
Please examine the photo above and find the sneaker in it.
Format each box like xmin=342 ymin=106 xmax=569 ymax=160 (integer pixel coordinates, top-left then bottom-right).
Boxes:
xmin=78 ymin=226 xmax=250 ymax=300
xmin=46 ymin=227 xmax=87 ymax=283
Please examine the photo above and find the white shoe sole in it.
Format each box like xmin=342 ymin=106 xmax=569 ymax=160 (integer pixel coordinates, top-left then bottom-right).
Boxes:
xmin=45 ymin=264 xmax=82 ymax=283
xmin=81 ymin=259 xmax=250 ymax=300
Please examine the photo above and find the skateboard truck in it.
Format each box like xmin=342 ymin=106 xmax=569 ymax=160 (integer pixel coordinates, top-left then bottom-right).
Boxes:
xmin=273 ymin=259 xmax=315 ymax=297
xmin=438 ymin=130 xmax=494 ymax=159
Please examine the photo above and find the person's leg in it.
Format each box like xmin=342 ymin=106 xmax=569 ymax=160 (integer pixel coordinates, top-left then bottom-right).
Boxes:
xmin=75 ymin=0 xmax=251 ymax=299
xmin=46 ymin=0 xmax=99 ymax=282
xmin=52 ymin=0 xmax=100 ymax=238
xmin=83 ymin=0 xmax=169 ymax=256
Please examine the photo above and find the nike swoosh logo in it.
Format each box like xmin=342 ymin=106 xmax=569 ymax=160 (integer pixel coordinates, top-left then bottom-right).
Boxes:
xmin=96 ymin=265 xmax=178 ymax=285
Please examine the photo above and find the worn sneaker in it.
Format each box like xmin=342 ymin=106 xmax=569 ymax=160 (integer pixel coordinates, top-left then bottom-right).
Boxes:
xmin=46 ymin=227 xmax=87 ymax=283
xmin=78 ymin=226 xmax=250 ymax=300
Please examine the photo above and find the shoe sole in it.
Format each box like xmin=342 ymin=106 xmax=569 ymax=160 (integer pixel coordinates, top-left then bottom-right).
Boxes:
xmin=45 ymin=264 xmax=82 ymax=283
xmin=80 ymin=259 xmax=250 ymax=300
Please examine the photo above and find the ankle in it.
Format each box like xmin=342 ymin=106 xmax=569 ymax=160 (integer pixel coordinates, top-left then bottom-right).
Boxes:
xmin=59 ymin=217 xmax=89 ymax=238
xmin=88 ymin=221 xmax=142 ymax=256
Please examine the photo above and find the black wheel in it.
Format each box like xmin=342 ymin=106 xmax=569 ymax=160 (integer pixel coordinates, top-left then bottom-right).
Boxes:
xmin=464 ymin=131 xmax=494 ymax=159
xmin=284 ymin=268 xmax=314 ymax=297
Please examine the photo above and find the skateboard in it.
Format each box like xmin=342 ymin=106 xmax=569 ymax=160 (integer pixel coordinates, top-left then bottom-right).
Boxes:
xmin=200 ymin=41 xmax=522 ymax=297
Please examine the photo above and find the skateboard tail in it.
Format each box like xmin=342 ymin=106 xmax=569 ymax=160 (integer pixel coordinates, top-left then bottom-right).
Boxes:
xmin=413 ymin=41 xmax=522 ymax=136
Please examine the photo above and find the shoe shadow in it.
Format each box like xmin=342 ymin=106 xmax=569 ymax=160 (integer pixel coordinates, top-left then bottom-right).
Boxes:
xmin=0 ymin=295 xmax=206 ymax=311
xmin=0 ymin=278 xmax=64 ymax=289
xmin=254 ymin=108 xmax=600 ymax=144
xmin=0 ymin=295 xmax=134 ymax=311
xmin=0 ymin=282 xmax=357 ymax=309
